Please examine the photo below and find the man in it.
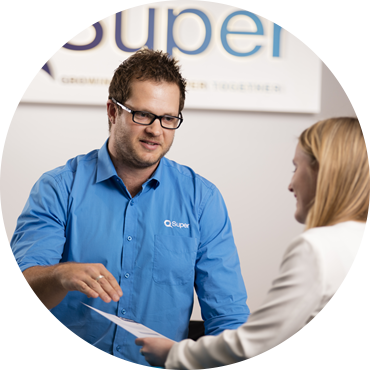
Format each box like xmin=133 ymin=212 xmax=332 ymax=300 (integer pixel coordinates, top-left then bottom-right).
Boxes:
xmin=11 ymin=49 xmax=249 ymax=366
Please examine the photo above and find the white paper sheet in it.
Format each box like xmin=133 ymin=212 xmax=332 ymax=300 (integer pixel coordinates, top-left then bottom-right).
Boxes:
xmin=82 ymin=303 xmax=168 ymax=338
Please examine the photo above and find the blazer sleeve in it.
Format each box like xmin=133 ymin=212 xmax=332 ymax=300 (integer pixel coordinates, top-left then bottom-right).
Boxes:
xmin=166 ymin=237 xmax=323 ymax=369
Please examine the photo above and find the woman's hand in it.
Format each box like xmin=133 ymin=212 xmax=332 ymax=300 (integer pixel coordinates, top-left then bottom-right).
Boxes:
xmin=135 ymin=337 xmax=175 ymax=367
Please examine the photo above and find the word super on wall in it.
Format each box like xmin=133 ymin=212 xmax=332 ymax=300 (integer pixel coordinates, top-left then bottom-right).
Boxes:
xmin=22 ymin=2 xmax=321 ymax=113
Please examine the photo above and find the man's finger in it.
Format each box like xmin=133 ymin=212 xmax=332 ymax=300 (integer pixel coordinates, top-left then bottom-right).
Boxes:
xmin=86 ymin=278 xmax=112 ymax=303
xmin=77 ymin=281 xmax=99 ymax=299
xmin=99 ymin=269 xmax=123 ymax=297
xmin=94 ymin=274 xmax=105 ymax=283
xmin=97 ymin=276 xmax=121 ymax=301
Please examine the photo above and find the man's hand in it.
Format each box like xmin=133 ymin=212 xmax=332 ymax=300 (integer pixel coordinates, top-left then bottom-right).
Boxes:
xmin=23 ymin=262 xmax=123 ymax=309
xmin=54 ymin=262 xmax=123 ymax=303
xmin=135 ymin=337 xmax=175 ymax=367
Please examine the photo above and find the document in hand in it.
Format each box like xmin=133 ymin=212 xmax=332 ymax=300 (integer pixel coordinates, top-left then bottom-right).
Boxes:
xmin=83 ymin=303 xmax=168 ymax=338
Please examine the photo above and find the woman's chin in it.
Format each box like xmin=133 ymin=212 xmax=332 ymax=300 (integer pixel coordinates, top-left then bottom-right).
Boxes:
xmin=294 ymin=210 xmax=307 ymax=225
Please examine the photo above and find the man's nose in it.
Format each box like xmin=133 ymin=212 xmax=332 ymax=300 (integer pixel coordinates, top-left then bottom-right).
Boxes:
xmin=145 ymin=118 xmax=162 ymax=136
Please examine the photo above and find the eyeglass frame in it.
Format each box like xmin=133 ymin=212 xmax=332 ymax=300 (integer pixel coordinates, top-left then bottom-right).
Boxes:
xmin=111 ymin=97 xmax=183 ymax=130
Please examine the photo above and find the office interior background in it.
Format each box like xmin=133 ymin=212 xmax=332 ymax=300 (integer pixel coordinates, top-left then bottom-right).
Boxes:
xmin=0 ymin=2 xmax=358 ymax=323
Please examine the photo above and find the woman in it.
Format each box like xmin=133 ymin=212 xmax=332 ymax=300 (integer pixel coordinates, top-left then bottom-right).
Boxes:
xmin=135 ymin=117 xmax=369 ymax=369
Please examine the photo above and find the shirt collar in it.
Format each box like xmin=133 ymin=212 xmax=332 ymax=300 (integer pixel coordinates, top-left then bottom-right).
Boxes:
xmin=96 ymin=139 xmax=118 ymax=183
xmin=146 ymin=158 xmax=162 ymax=189
xmin=96 ymin=138 xmax=162 ymax=189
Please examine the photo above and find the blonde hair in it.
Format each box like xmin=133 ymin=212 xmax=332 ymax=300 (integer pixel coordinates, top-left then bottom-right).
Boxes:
xmin=299 ymin=117 xmax=369 ymax=230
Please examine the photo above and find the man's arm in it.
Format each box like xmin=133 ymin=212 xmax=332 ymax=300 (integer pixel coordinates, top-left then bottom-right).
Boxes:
xmin=195 ymin=186 xmax=249 ymax=335
xmin=23 ymin=263 xmax=123 ymax=310
xmin=12 ymin=173 xmax=122 ymax=309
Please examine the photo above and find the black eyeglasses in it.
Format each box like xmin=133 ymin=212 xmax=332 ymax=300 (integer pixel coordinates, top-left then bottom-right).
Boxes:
xmin=111 ymin=98 xmax=183 ymax=130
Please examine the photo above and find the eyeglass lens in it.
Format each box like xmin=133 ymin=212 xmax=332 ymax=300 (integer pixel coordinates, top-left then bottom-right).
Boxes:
xmin=133 ymin=111 xmax=180 ymax=129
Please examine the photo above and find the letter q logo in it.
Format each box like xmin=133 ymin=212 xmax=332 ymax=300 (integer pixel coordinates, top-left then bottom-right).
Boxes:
xmin=164 ymin=220 xmax=172 ymax=228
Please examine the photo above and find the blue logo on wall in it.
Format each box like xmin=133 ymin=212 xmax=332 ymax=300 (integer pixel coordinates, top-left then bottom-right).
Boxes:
xmin=0 ymin=0 xmax=52 ymax=77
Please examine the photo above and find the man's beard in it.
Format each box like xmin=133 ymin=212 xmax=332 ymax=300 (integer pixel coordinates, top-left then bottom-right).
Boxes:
xmin=113 ymin=132 xmax=173 ymax=169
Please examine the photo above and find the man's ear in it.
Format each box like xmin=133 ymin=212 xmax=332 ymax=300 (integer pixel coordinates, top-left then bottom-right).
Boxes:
xmin=107 ymin=99 xmax=116 ymax=125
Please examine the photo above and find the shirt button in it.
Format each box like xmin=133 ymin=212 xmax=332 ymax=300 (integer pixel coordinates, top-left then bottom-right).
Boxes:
xmin=124 ymin=273 xmax=130 ymax=279
xmin=121 ymin=309 xmax=126 ymax=315
xmin=127 ymin=236 xmax=132 ymax=241
xmin=116 ymin=346 xmax=121 ymax=352
xmin=130 ymin=201 xmax=134 ymax=206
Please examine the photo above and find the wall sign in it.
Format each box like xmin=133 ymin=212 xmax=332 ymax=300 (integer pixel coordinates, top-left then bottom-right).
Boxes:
xmin=21 ymin=1 xmax=322 ymax=113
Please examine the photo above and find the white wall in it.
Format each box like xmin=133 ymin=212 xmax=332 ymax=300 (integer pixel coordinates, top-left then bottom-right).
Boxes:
xmin=0 ymin=61 xmax=355 ymax=319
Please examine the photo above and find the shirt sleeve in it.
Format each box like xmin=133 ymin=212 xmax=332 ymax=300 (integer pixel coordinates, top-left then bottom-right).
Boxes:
xmin=194 ymin=186 xmax=250 ymax=336
xmin=166 ymin=237 xmax=323 ymax=369
xmin=11 ymin=173 xmax=68 ymax=272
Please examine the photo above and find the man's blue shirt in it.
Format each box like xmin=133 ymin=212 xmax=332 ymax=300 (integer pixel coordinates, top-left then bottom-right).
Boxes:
xmin=11 ymin=140 xmax=249 ymax=366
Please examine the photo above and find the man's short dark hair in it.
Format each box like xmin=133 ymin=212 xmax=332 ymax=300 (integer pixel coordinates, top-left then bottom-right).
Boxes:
xmin=108 ymin=48 xmax=186 ymax=131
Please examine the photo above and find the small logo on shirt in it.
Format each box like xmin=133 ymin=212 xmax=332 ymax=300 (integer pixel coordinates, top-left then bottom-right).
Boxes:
xmin=164 ymin=220 xmax=190 ymax=229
